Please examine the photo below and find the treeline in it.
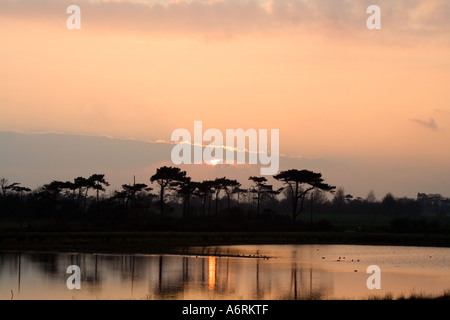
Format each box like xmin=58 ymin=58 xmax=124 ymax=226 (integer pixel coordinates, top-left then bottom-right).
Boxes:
xmin=0 ymin=167 xmax=449 ymax=232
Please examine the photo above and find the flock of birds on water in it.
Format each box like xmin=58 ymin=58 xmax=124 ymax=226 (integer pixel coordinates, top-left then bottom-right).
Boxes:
xmin=321 ymin=255 xmax=360 ymax=272
xmin=185 ymin=248 xmax=435 ymax=274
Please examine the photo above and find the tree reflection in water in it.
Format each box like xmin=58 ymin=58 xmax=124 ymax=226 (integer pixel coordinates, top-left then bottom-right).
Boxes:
xmin=0 ymin=248 xmax=337 ymax=300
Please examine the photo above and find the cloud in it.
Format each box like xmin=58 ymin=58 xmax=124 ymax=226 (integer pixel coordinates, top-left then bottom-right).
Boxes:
xmin=2 ymin=131 xmax=450 ymax=198
xmin=410 ymin=118 xmax=438 ymax=131
xmin=434 ymin=108 xmax=450 ymax=115
xmin=1 ymin=0 xmax=450 ymax=42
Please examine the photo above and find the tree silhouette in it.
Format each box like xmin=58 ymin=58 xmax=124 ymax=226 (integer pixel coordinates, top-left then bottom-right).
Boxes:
xmin=12 ymin=185 xmax=31 ymax=199
xmin=366 ymin=190 xmax=377 ymax=203
xmin=0 ymin=178 xmax=10 ymax=197
xmin=62 ymin=181 xmax=79 ymax=204
xmin=0 ymin=178 xmax=20 ymax=197
xmin=112 ymin=189 xmax=128 ymax=207
xmin=211 ymin=179 xmax=223 ymax=215
xmin=0 ymin=178 xmax=7 ymax=197
xmin=39 ymin=181 xmax=67 ymax=211
xmin=216 ymin=177 xmax=241 ymax=210
xmin=74 ymin=177 xmax=91 ymax=213
xmin=232 ymin=187 xmax=248 ymax=204
xmin=345 ymin=194 xmax=354 ymax=203
xmin=89 ymin=174 xmax=110 ymax=202
xmin=43 ymin=181 xmax=66 ymax=198
xmin=332 ymin=187 xmax=346 ymax=205
xmin=382 ymin=192 xmax=396 ymax=215
xmin=249 ymin=176 xmax=280 ymax=217
xmin=274 ymin=169 xmax=335 ymax=220
xmin=332 ymin=187 xmax=346 ymax=214
xmin=121 ymin=183 xmax=150 ymax=208
xmin=173 ymin=177 xmax=199 ymax=219
xmin=150 ymin=166 xmax=187 ymax=217
xmin=210 ymin=178 xmax=241 ymax=214
xmin=195 ymin=180 xmax=215 ymax=216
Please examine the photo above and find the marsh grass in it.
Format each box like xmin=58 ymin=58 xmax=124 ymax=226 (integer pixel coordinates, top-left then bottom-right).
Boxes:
xmin=367 ymin=289 xmax=450 ymax=300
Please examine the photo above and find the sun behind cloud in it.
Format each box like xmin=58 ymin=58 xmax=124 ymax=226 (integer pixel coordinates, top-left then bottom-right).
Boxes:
xmin=207 ymin=159 xmax=222 ymax=166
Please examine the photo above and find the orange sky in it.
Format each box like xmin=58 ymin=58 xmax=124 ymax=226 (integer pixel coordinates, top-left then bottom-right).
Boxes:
xmin=1 ymin=0 xmax=450 ymax=197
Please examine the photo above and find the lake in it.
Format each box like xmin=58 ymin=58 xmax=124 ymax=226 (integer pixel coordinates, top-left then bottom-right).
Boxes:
xmin=1 ymin=244 xmax=450 ymax=300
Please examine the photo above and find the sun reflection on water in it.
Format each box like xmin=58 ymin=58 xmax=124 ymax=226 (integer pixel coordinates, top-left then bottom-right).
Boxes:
xmin=208 ymin=256 xmax=216 ymax=290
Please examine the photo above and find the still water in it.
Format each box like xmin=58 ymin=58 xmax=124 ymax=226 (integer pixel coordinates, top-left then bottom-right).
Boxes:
xmin=1 ymin=245 xmax=450 ymax=300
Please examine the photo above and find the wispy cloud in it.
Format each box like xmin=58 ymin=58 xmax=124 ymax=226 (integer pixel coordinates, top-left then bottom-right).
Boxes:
xmin=434 ymin=108 xmax=450 ymax=115
xmin=410 ymin=118 xmax=438 ymax=131
xmin=1 ymin=0 xmax=450 ymax=42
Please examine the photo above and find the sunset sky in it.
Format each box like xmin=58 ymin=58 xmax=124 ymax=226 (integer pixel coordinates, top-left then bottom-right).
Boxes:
xmin=1 ymin=0 xmax=450 ymax=198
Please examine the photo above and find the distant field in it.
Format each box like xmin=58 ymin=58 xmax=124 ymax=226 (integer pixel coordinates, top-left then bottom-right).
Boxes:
xmin=1 ymin=212 xmax=449 ymax=233
xmin=1 ymin=230 xmax=450 ymax=254
xmin=299 ymin=213 xmax=394 ymax=228
xmin=298 ymin=213 xmax=450 ymax=232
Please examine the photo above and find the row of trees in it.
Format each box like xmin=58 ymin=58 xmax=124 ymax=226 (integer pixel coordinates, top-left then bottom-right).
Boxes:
xmin=2 ymin=168 xmax=449 ymax=223
xmin=2 ymin=175 xmax=110 ymax=213
xmin=148 ymin=167 xmax=336 ymax=220
xmin=0 ymin=168 xmax=336 ymax=221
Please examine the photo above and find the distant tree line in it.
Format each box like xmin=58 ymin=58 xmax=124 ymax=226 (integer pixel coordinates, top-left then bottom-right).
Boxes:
xmin=0 ymin=168 xmax=449 ymax=232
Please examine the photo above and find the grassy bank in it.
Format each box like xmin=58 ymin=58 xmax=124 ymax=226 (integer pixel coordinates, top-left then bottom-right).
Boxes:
xmin=367 ymin=290 xmax=450 ymax=300
xmin=1 ymin=231 xmax=450 ymax=254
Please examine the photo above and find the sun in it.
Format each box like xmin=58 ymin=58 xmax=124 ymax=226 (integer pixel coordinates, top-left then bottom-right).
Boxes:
xmin=207 ymin=159 xmax=221 ymax=166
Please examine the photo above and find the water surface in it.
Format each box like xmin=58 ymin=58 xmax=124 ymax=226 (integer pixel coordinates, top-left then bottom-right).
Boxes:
xmin=1 ymin=245 xmax=449 ymax=300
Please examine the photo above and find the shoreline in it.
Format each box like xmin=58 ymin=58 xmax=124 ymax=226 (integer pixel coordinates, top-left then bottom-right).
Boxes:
xmin=1 ymin=231 xmax=450 ymax=255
